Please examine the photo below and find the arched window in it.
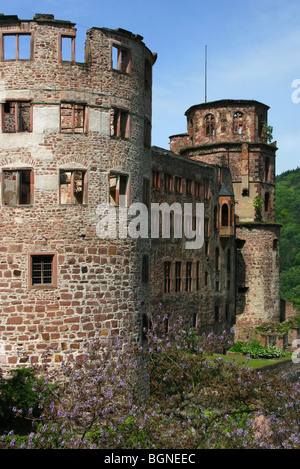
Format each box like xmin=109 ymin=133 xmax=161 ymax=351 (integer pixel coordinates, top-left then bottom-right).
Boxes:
xmin=233 ymin=111 xmax=243 ymax=135
xmin=221 ymin=203 xmax=229 ymax=226
xmin=205 ymin=114 xmax=215 ymax=136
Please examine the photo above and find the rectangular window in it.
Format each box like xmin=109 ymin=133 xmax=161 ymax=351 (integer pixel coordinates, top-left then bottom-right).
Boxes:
xmin=60 ymin=170 xmax=87 ymax=204
xmin=3 ymin=169 xmax=33 ymax=206
xmin=186 ymin=179 xmax=193 ymax=196
xmin=61 ymin=35 xmax=75 ymax=62
xmin=109 ymin=173 xmax=129 ymax=207
xmin=111 ymin=108 xmax=130 ymax=139
xmin=112 ymin=44 xmax=131 ymax=73
xmin=204 ymin=178 xmax=210 ymax=199
xmin=60 ymin=102 xmax=85 ymax=133
xmin=142 ymin=255 xmax=149 ymax=283
xmin=186 ymin=261 xmax=192 ymax=292
xmin=196 ymin=261 xmax=200 ymax=291
xmin=152 ymin=170 xmax=160 ymax=188
xmin=144 ymin=119 xmax=151 ymax=147
xmin=29 ymin=254 xmax=57 ymax=288
xmin=214 ymin=305 xmax=220 ymax=322
xmin=164 ymin=261 xmax=172 ymax=293
xmin=3 ymin=34 xmax=31 ymax=60
xmin=2 ymin=101 xmax=32 ymax=132
xmin=175 ymin=261 xmax=182 ymax=292
xmin=144 ymin=58 xmax=152 ymax=89
xmin=195 ymin=181 xmax=202 ymax=198
xmin=174 ymin=176 xmax=182 ymax=194
xmin=164 ymin=173 xmax=172 ymax=192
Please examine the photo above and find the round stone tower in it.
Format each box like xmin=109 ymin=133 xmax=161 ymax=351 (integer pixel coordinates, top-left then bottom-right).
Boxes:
xmin=170 ymin=99 xmax=281 ymax=340
xmin=0 ymin=14 xmax=156 ymax=372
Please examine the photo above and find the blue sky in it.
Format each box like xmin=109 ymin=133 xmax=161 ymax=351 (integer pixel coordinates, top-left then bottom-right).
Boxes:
xmin=3 ymin=0 xmax=300 ymax=174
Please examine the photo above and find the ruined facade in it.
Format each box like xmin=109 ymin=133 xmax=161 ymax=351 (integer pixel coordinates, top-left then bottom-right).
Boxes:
xmin=0 ymin=14 xmax=281 ymax=373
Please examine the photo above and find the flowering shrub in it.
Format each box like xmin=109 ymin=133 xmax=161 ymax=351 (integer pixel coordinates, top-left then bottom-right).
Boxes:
xmin=0 ymin=317 xmax=299 ymax=449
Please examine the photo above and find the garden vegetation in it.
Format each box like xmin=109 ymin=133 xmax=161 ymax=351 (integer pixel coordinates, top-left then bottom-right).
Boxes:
xmin=0 ymin=317 xmax=299 ymax=449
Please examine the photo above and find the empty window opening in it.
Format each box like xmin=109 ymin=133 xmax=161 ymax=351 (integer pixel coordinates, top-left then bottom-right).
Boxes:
xmin=144 ymin=119 xmax=151 ymax=147
xmin=142 ymin=255 xmax=149 ymax=283
xmin=264 ymin=192 xmax=271 ymax=212
xmin=144 ymin=58 xmax=152 ymax=89
xmin=225 ymin=304 xmax=229 ymax=320
xmin=61 ymin=36 xmax=75 ymax=62
xmin=186 ymin=261 xmax=193 ymax=292
xmin=205 ymin=114 xmax=215 ymax=136
xmin=109 ymin=173 xmax=129 ymax=207
xmin=186 ymin=179 xmax=193 ymax=195
xmin=175 ymin=261 xmax=182 ymax=292
xmin=31 ymin=255 xmax=54 ymax=286
xmin=193 ymin=313 xmax=198 ymax=328
xmin=273 ymin=239 xmax=278 ymax=250
xmin=221 ymin=203 xmax=229 ymax=226
xmin=3 ymin=34 xmax=31 ymax=60
xmin=112 ymin=44 xmax=131 ymax=73
xmin=205 ymin=240 xmax=210 ymax=255
xmin=205 ymin=271 xmax=209 ymax=286
xmin=3 ymin=169 xmax=32 ymax=206
xmin=227 ymin=249 xmax=231 ymax=272
xmin=195 ymin=181 xmax=201 ymax=198
xmin=174 ymin=176 xmax=182 ymax=194
xmin=242 ymin=188 xmax=249 ymax=197
xmin=152 ymin=170 xmax=160 ymax=188
xmin=233 ymin=111 xmax=243 ymax=135
xmin=111 ymin=108 xmax=130 ymax=139
xmin=196 ymin=261 xmax=200 ymax=291
xmin=204 ymin=178 xmax=210 ymax=199
xmin=3 ymin=101 xmax=31 ymax=132
xmin=60 ymin=102 xmax=85 ymax=133
xmin=164 ymin=173 xmax=172 ymax=191
xmin=214 ymin=305 xmax=220 ymax=322
xmin=265 ymin=157 xmax=271 ymax=181
xmin=60 ymin=170 xmax=87 ymax=205
xmin=215 ymin=280 xmax=220 ymax=291
xmin=164 ymin=261 xmax=172 ymax=293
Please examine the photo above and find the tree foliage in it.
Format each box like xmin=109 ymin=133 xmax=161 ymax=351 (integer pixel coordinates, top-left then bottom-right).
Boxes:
xmin=276 ymin=167 xmax=300 ymax=301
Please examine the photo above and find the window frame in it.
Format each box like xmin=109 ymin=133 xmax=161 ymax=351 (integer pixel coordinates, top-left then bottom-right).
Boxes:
xmin=1 ymin=32 xmax=33 ymax=61
xmin=164 ymin=260 xmax=172 ymax=294
xmin=58 ymin=32 xmax=76 ymax=63
xmin=2 ymin=168 xmax=34 ymax=206
xmin=112 ymin=43 xmax=132 ymax=74
xmin=2 ymin=100 xmax=33 ymax=133
xmin=28 ymin=252 xmax=57 ymax=289
xmin=111 ymin=108 xmax=131 ymax=140
xmin=59 ymin=169 xmax=88 ymax=205
xmin=109 ymin=172 xmax=130 ymax=207
xmin=60 ymin=102 xmax=87 ymax=133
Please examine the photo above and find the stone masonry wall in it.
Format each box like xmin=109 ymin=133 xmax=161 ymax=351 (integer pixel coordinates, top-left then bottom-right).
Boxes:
xmin=0 ymin=15 xmax=156 ymax=373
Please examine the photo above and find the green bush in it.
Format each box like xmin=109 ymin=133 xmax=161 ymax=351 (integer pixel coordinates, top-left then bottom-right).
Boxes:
xmin=228 ymin=340 xmax=287 ymax=359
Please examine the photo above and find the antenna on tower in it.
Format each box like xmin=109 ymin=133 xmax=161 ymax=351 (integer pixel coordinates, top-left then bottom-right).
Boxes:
xmin=205 ymin=45 xmax=207 ymax=103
